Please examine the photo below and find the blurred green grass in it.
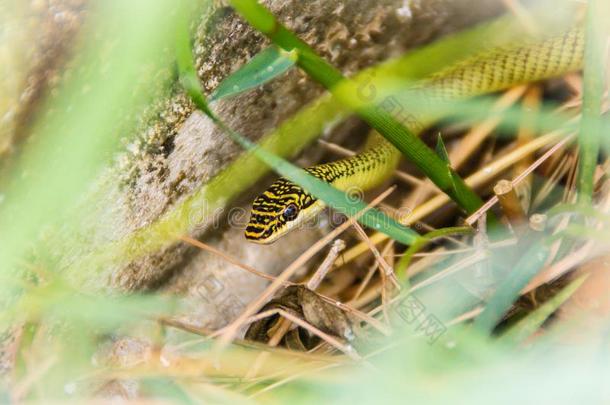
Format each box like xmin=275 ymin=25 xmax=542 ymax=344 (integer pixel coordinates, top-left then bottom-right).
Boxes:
xmin=0 ymin=0 xmax=609 ymax=403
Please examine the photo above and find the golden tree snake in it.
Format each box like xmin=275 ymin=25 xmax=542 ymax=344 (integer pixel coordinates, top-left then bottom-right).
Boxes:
xmin=245 ymin=25 xmax=584 ymax=244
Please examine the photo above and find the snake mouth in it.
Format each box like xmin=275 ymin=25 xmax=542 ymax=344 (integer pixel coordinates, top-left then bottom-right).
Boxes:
xmin=244 ymin=216 xmax=302 ymax=244
xmin=244 ymin=228 xmax=282 ymax=244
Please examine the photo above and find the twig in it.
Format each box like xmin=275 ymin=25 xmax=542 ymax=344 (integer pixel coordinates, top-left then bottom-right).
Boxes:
xmin=351 ymin=222 xmax=400 ymax=290
xmin=159 ymin=317 xmax=216 ymax=337
xmin=307 ymin=239 xmax=346 ymax=290
xmin=529 ymin=213 xmax=548 ymax=232
xmin=352 ymin=241 xmax=394 ymax=301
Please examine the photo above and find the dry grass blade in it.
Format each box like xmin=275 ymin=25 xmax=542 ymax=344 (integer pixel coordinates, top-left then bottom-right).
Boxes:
xmin=447 ymin=307 xmax=484 ymax=327
xmin=223 ymin=307 xmax=362 ymax=362
xmin=352 ymin=241 xmax=395 ymax=301
xmin=248 ymin=361 xmax=342 ymax=399
xmin=179 ymin=235 xmax=289 ymax=285
xmin=11 ymin=356 xmax=57 ymax=402
xmin=466 ymin=133 xmax=575 ymax=226
xmin=451 ymin=85 xmax=527 ymax=170
xmin=114 ymin=345 xmax=343 ymax=383
xmin=352 ymin=222 xmax=400 ymax=289
xmin=340 ymin=131 xmax=567 ymax=266
xmin=409 ymin=251 xmax=486 ymax=293
xmin=513 ymin=86 xmax=542 ymax=210
xmin=532 ymin=154 xmax=575 ymax=210
xmin=404 ymin=86 xmax=526 ymax=208
xmin=210 ymin=309 xmax=292 ymax=339
xmin=245 ymin=317 xmax=294 ymax=379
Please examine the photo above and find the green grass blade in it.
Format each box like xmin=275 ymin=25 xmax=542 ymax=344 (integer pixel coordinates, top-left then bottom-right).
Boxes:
xmin=395 ymin=226 xmax=473 ymax=279
xmin=175 ymin=14 xmax=214 ymax=118
xmin=140 ymin=378 xmax=196 ymax=405
xmin=556 ymin=224 xmax=610 ymax=242
xmin=549 ymin=203 xmax=610 ymax=224
xmin=499 ymin=275 xmax=587 ymax=345
xmin=435 ymin=134 xmax=451 ymax=164
xmin=474 ymin=238 xmax=552 ymax=334
xmin=210 ymin=46 xmax=297 ymax=101
xmin=577 ymin=0 xmax=607 ymax=204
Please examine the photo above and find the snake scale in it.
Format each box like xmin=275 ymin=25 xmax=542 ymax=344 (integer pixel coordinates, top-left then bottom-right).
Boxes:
xmin=245 ymin=27 xmax=584 ymax=244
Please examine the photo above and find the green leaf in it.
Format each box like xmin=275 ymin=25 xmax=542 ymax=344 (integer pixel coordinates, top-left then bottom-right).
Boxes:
xmin=435 ymin=133 xmax=451 ymax=164
xmin=549 ymin=203 xmax=610 ymax=224
xmin=210 ymin=46 xmax=297 ymax=101
xmin=474 ymin=237 xmax=551 ymax=334
xmin=141 ymin=378 xmax=195 ymax=405
xmin=557 ymin=224 xmax=610 ymax=242
xmin=395 ymin=226 xmax=473 ymax=280
xmin=577 ymin=0 xmax=607 ymax=204
xmin=499 ymin=275 xmax=587 ymax=345
xmin=175 ymin=13 xmax=213 ymax=117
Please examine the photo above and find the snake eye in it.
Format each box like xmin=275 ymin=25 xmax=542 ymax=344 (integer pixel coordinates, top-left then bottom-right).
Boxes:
xmin=282 ymin=203 xmax=299 ymax=221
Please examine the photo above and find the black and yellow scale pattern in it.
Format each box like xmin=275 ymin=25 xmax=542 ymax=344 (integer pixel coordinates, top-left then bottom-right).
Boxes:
xmin=246 ymin=27 xmax=585 ymax=244
xmin=244 ymin=135 xmax=398 ymax=243
xmin=423 ymin=28 xmax=584 ymax=99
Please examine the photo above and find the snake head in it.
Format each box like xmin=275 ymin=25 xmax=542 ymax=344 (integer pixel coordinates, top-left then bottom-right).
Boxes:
xmin=245 ymin=178 xmax=324 ymax=244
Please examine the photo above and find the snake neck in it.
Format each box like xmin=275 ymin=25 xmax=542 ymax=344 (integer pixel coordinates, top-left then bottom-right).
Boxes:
xmin=306 ymin=135 xmax=400 ymax=193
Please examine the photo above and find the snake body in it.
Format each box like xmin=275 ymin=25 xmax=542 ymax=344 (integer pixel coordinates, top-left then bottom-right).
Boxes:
xmin=245 ymin=27 xmax=584 ymax=244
